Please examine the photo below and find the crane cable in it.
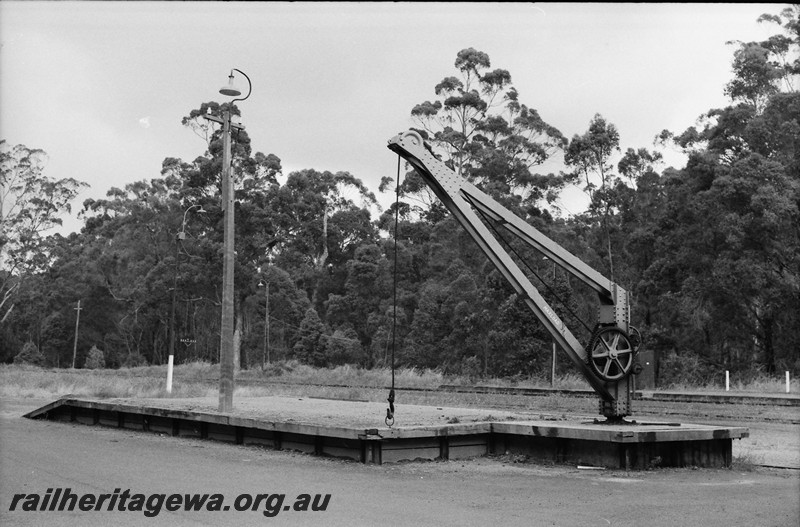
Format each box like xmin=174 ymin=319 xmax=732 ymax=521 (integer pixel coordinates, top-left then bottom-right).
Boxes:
xmin=385 ymin=156 xmax=401 ymax=428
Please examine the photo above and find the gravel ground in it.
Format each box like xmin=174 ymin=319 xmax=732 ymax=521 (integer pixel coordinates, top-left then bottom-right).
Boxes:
xmin=103 ymin=395 xmax=525 ymax=428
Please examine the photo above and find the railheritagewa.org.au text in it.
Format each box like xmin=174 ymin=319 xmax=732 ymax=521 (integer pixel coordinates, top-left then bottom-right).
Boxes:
xmin=9 ymin=488 xmax=331 ymax=518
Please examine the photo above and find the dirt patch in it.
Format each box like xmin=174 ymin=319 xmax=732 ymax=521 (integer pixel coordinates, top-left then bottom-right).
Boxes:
xmin=99 ymin=395 xmax=527 ymax=429
xmin=731 ymin=421 xmax=800 ymax=469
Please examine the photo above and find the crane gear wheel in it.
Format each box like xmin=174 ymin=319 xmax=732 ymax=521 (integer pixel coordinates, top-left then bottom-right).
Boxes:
xmin=588 ymin=326 xmax=635 ymax=382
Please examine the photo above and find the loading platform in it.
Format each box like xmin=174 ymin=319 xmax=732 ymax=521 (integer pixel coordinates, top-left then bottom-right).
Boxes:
xmin=24 ymin=396 xmax=749 ymax=470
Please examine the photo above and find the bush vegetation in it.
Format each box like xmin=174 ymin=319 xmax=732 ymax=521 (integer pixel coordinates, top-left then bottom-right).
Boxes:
xmin=84 ymin=346 xmax=105 ymax=369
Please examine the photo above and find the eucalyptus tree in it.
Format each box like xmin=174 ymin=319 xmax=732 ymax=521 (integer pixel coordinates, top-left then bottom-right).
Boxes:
xmin=400 ymin=48 xmax=567 ymax=219
xmin=0 ymin=141 xmax=87 ymax=325
xmin=269 ymin=169 xmax=377 ymax=309
xmin=382 ymin=48 xmax=571 ymax=375
xmin=645 ymin=5 xmax=800 ymax=376
xmin=177 ymin=102 xmax=284 ymax=366
xmin=80 ymin=177 xmax=191 ymax=365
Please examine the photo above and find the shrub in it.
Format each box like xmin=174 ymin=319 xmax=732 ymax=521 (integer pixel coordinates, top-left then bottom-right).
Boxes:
xmin=325 ymin=327 xmax=365 ymax=367
xmin=120 ymin=353 xmax=148 ymax=368
xmin=84 ymin=346 xmax=105 ymax=369
xmin=460 ymin=355 xmax=483 ymax=382
xmin=657 ymin=349 xmax=710 ymax=387
xmin=14 ymin=341 xmax=46 ymax=366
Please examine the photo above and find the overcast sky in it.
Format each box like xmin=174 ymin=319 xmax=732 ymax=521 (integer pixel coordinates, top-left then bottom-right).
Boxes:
xmin=0 ymin=2 xmax=781 ymax=234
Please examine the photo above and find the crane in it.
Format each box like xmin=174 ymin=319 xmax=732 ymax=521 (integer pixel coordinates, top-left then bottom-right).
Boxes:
xmin=388 ymin=130 xmax=642 ymax=420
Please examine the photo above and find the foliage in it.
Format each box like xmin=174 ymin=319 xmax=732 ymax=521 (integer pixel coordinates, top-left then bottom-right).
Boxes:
xmin=656 ymin=350 xmax=711 ymax=388
xmin=293 ymin=308 xmax=328 ymax=367
xmin=645 ymin=6 xmax=800 ymax=375
xmin=0 ymin=141 xmax=88 ymax=326
xmin=1 ymin=8 xmax=798 ymax=389
xmin=84 ymin=345 xmax=105 ymax=369
xmin=13 ymin=341 xmax=45 ymax=366
xmin=403 ymin=47 xmax=567 ymax=218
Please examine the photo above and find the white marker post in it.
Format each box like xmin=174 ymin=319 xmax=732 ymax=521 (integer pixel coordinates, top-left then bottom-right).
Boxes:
xmin=787 ymin=371 xmax=791 ymax=394
xmin=166 ymin=355 xmax=174 ymax=394
xmin=725 ymin=370 xmax=730 ymax=392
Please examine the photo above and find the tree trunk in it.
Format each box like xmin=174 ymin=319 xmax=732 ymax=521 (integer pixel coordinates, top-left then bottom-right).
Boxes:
xmin=318 ymin=203 xmax=329 ymax=271
xmin=763 ymin=316 xmax=775 ymax=374
xmin=234 ymin=310 xmax=242 ymax=370
xmin=312 ymin=203 xmax=329 ymax=307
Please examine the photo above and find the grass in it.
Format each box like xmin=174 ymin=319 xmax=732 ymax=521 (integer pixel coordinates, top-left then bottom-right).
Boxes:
xmin=0 ymin=363 xmax=215 ymax=400
xmin=0 ymin=362 xmax=595 ymax=419
xmin=248 ymin=361 xmax=448 ymax=389
xmin=731 ymin=450 xmax=767 ymax=472
xmin=0 ymin=361 xmax=796 ymax=403
xmin=662 ymin=372 xmax=799 ymax=394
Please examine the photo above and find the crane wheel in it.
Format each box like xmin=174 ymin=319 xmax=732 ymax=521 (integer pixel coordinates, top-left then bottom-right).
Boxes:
xmin=588 ymin=327 xmax=635 ymax=382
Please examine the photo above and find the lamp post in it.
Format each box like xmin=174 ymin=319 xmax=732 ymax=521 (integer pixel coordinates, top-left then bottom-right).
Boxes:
xmin=204 ymin=69 xmax=251 ymax=413
xmin=167 ymin=204 xmax=205 ymax=394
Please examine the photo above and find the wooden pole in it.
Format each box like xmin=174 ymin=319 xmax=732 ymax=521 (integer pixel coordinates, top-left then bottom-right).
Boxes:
xmin=219 ymin=109 xmax=235 ymax=413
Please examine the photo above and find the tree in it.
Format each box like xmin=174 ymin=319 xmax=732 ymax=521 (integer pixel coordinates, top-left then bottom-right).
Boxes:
xmin=0 ymin=141 xmax=87 ymax=323
xmin=725 ymin=5 xmax=799 ymax=109
xmin=242 ymin=265 xmax=310 ymax=366
xmin=293 ymin=308 xmax=327 ymax=367
xmin=177 ymin=101 xmax=284 ymax=368
xmin=725 ymin=42 xmax=783 ymax=111
xmin=324 ymin=244 xmax=387 ymax=355
xmin=84 ymin=345 xmax=105 ymax=369
xmin=646 ymin=6 xmax=800 ymax=376
xmin=14 ymin=341 xmax=45 ymax=366
xmin=563 ymin=114 xmax=622 ymax=279
xmin=80 ymin=178 xmax=186 ymax=366
xmin=270 ymin=169 xmax=377 ymax=307
xmin=324 ymin=325 xmax=364 ymax=366
xmin=403 ymin=48 xmax=566 ymax=218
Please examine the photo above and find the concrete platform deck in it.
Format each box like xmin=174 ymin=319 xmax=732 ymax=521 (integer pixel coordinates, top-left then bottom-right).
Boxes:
xmin=24 ymin=395 xmax=749 ymax=470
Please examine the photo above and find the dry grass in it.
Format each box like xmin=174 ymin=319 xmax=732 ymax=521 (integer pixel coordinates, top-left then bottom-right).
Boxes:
xmin=249 ymin=361 xmax=449 ymax=390
xmin=0 ymin=364 xmax=214 ymax=400
xmin=0 ymin=363 xmax=596 ymax=420
xmin=1 ymin=362 xmax=795 ymax=404
xmin=664 ymin=372 xmax=799 ymax=394
xmin=731 ymin=450 xmax=767 ymax=472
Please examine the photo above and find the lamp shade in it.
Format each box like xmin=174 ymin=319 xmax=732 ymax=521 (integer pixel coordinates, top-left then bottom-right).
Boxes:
xmin=219 ymin=74 xmax=242 ymax=97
